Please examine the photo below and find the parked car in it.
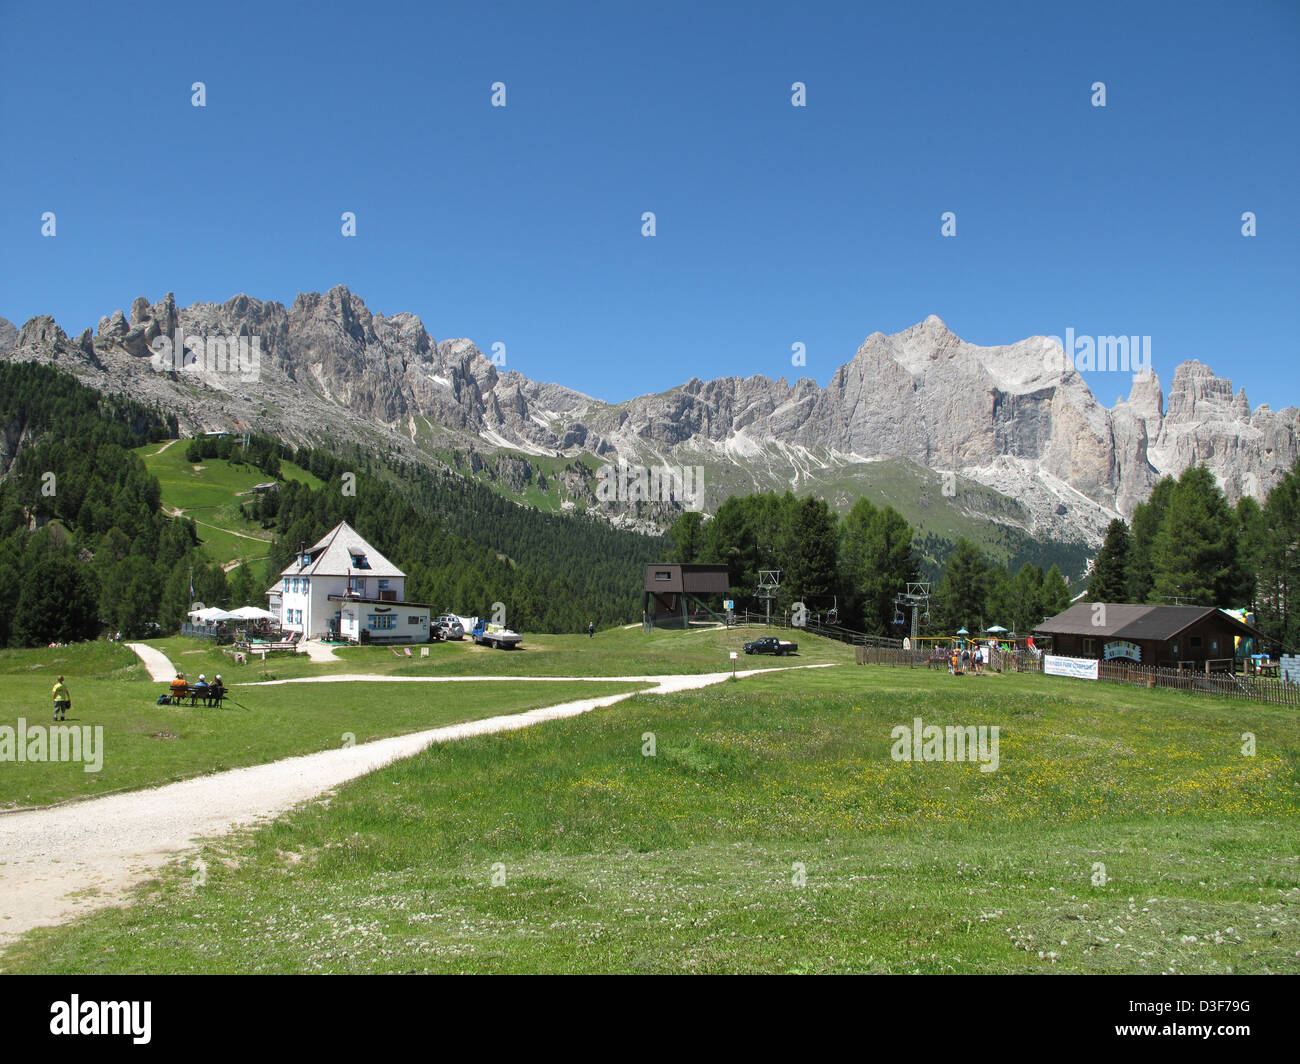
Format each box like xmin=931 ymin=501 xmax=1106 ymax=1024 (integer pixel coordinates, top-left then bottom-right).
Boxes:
xmin=742 ymin=636 xmax=798 ymax=655
xmin=435 ymin=614 xmax=465 ymax=640
xmin=472 ymin=619 xmax=523 ymax=649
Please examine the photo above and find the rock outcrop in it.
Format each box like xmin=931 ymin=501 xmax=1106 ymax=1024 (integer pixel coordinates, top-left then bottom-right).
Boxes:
xmin=2 ymin=291 xmax=1294 ymax=546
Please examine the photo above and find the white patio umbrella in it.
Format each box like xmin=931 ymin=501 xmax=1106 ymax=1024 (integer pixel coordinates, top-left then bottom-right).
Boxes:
xmin=190 ymin=606 xmax=237 ymax=623
xmin=229 ymin=605 xmax=277 ymax=621
xmin=986 ymin=625 xmax=1008 ymax=634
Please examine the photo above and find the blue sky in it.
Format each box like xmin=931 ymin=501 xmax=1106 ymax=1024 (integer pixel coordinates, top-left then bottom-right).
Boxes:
xmin=2 ymin=0 xmax=1297 ymax=408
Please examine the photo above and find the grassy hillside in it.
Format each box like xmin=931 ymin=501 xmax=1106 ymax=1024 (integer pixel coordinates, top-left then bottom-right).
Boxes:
xmin=6 ymin=660 xmax=1296 ymax=973
xmin=446 ymin=443 xmax=1093 ymax=579
xmin=140 ymin=424 xmax=1089 ymax=586
xmin=135 ymin=440 xmax=322 ymax=569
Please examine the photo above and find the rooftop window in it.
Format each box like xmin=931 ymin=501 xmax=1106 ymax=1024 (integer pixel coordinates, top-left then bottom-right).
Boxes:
xmin=350 ymin=552 xmax=371 ymax=570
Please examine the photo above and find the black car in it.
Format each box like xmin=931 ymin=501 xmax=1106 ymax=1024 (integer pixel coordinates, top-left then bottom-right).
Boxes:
xmin=742 ymin=636 xmax=798 ymax=655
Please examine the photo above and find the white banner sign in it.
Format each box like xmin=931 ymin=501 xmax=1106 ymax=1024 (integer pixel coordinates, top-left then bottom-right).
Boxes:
xmin=1045 ymin=654 xmax=1099 ymax=680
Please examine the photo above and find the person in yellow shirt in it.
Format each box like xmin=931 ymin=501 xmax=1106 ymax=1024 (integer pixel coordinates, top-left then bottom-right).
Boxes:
xmin=52 ymin=676 xmax=70 ymax=722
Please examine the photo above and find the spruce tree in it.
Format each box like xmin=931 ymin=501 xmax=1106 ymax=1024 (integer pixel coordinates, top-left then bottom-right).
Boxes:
xmin=783 ymin=496 xmax=840 ymax=611
xmin=936 ymin=539 xmax=989 ymax=633
xmin=1151 ymin=466 xmax=1240 ymax=606
xmin=667 ymin=511 xmax=704 ymax=562
xmin=1128 ymin=477 xmax=1174 ymax=602
xmin=1257 ymin=459 xmax=1300 ymax=650
xmin=1087 ymin=519 xmax=1131 ymax=602
xmin=1008 ymin=563 xmax=1045 ymax=635
xmin=1040 ymin=564 xmax=1073 ymax=618
xmin=12 ymin=555 xmax=100 ymax=646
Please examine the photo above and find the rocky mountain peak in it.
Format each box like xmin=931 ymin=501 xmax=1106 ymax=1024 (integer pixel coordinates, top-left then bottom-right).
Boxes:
xmin=0 ymin=317 xmax=18 ymax=356
xmin=2 ymin=292 xmax=1296 ymax=550
xmin=1124 ymin=370 xmax=1165 ymax=421
xmin=19 ymin=316 xmax=66 ymax=348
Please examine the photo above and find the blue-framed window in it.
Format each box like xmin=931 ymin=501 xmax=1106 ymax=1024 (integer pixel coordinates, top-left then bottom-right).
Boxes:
xmin=378 ymin=579 xmax=390 ymax=591
xmin=368 ymin=614 xmax=395 ymax=630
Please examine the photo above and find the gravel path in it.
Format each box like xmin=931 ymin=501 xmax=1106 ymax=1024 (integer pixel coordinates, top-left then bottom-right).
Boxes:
xmin=0 ymin=664 xmax=831 ymax=955
xmin=297 ymin=640 xmax=341 ymax=663
xmin=123 ymin=643 xmax=177 ymax=683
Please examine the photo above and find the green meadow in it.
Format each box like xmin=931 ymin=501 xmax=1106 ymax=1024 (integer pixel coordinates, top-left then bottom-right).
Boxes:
xmin=0 ymin=641 xmax=646 ymax=808
xmin=142 ymin=624 xmax=855 ymax=683
xmin=5 ymin=658 xmax=1297 ymax=974
xmin=134 ymin=441 xmax=323 ymax=568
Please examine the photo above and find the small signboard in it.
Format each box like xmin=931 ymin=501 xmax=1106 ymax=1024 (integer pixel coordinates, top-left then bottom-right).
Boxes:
xmin=1103 ymin=640 xmax=1141 ymax=662
xmin=1044 ymin=654 xmax=1099 ymax=680
xmin=724 ymin=600 xmax=734 ymax=611
xmin=729 ymin=651 xmax=738 ymax=659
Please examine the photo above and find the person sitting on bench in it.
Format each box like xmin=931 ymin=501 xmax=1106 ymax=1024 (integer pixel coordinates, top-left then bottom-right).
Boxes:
xmin=208 ymin=674 xmax=225 ymax=706
xmin=170 ymin=672 xmax=188 ymax=703
xmin=192 ymin=674 xmax=209 ymax=705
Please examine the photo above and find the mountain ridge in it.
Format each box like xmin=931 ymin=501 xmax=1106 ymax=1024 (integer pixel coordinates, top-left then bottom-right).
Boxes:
xmin=2 ymin=288 xmax=1295 ymax=550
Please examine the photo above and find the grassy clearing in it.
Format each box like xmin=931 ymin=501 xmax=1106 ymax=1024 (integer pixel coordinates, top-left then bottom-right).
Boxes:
xmin=135 ymin=442 xmax=321 ymax=567
xmin=0 ymin=641 xmax=646 ymax=808
xmin=142 ymin=624 xmax=856 ymax=684
xmin=8 ymin=666 xmax=1296 ymax=973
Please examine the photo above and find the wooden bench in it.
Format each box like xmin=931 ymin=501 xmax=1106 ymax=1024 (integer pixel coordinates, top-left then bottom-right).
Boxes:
xmin=161 ymin=685 xmax=228 ymax=707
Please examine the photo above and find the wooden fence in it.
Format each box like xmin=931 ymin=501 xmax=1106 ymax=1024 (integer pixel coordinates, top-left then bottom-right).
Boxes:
xmin=858 ymin=645 xmax=1300 ymax=705
xmin=1091 ymin=660 xmax=1300 ymax=705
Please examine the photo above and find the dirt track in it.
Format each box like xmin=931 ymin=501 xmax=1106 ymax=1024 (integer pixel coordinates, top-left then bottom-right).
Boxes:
xmin=0 ymin=665 xmax=831 ymax=956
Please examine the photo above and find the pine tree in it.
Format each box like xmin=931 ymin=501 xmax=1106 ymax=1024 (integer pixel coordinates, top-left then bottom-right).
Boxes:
xmin=1235 ymin=496 xmax=1266 ymax=608
xmin=783 ymin=496 xmax=840 ymax=611
xmin=1040 ymin=564 xmax=1073 ymax=618
xmin=1128 ymin=477 xmax=1174 ymax=602
xmin=1151 ymin=466 xmax=1240 ymax=606
xmin=667 ymin=511 xmax=704 ymax=563
xmin=1087 ymin=519 xmax=1131 ymax=602
xmin=1257 ymin=459 xmax=1300 ymax=651
xmin=227 ymin=562 xmax=257 ymax=608
xmin=857 ymin=505 xmax=918 ymax=634
xmin=12 ymin=555 xmax=101 ymax=646
xmin=936 ymin=539 xmax=989 ymax=633
xmin=1008 ymin=563 xmax=1045 ymax=635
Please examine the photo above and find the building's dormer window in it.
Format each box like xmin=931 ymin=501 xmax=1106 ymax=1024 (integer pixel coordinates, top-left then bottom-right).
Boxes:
xmin=350 ymin=552 xmax=371 ymax=570
xmin=300 ymin=553 xmax=311 ymax=567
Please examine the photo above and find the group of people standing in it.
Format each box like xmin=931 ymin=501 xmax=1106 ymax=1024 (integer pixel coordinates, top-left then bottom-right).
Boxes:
xmin=948 ymin=647 xmax=983 ymax=676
